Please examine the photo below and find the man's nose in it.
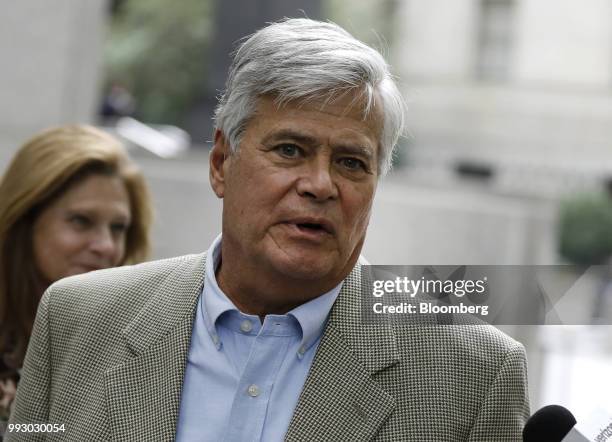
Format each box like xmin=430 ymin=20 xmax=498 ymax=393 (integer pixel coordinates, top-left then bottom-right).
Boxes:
xmin=296 ymin=159 xmax=339 ymax=201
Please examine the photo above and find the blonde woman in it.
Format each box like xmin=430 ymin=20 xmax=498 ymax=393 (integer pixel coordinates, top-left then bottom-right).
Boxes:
xmin=0 ymin=125 xmax=152 ymax=432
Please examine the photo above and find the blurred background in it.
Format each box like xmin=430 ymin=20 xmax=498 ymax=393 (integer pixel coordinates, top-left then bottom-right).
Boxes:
xmin=1 ymin=0 xmax=612 ymax=422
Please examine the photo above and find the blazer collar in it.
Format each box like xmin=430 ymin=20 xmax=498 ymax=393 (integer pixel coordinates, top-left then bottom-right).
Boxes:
xmin=329 ymin=263 xmax=399 ymax=374
xmin=105 ymin=253 xmax=207 ymax=442
xmin=286 ymin=263 xmax=400 ymax=441
xmin=121 ymin=253 xmax=207 ymax=355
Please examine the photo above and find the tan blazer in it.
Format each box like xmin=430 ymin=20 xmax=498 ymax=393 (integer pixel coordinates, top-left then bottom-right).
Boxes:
xmin=8 ymin=254 xmax=529 ymax=441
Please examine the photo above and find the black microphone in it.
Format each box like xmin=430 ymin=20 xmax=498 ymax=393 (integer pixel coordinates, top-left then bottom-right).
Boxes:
xmin=524 ymin=404 xmax=612 ymax=441
xmin=523 ymin=405 xmax=577 ymax=442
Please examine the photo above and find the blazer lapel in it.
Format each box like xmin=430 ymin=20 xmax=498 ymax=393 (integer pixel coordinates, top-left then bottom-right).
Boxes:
xmin=286 ymin=264 xmax=399 ymax=441
xmin=104 ymin=254 xmax=207 ymax=442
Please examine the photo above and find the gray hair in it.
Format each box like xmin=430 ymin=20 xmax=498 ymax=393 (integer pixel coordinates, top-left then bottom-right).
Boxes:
xmin=214 ymin=18 xmax=405 ymax=176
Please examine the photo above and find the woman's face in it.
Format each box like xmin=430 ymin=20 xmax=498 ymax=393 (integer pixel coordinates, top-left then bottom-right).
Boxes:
xmin=32 ymin=174 xmax=132 ymax=285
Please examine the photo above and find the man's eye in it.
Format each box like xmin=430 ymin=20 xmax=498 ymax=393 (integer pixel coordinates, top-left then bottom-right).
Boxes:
xmin=275 ymin=144 xmax=301 ymax=158
xmin=340 ymin=157 xmax=367 ymax=171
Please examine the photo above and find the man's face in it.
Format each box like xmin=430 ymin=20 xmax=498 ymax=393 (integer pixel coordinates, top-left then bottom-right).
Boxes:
xmin=210 ymin=92 xmax=381 ymax=288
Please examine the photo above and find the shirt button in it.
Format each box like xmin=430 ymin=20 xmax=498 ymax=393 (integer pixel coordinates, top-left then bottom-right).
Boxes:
xmin=298 ymin=345 xmax=306 ymax=355
xmin=247 ymin=384 xmax=260 ymax=397
xmin=240 ymin=320 xmax=253 ymax=333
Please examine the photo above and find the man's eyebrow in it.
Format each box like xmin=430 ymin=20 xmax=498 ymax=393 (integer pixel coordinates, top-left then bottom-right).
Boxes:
xmin=334 ymin=144 xmax=375 ymax=161
xmin=263 ymin=129 xmax=318 ymax=146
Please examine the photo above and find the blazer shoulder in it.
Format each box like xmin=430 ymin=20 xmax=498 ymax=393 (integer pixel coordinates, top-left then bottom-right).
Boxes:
xmin=453 ymin=323 xmax=526 ymax=362
xmin=49 ymin=253 xmax=205 ymax=294
xmin=394 ymin=321 xmax=525 ymax=370
xmin=44 ymin=253 xmax=207 ymax=329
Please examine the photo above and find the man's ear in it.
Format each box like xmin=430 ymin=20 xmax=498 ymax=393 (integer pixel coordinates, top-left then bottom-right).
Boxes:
xmin=209 ymin=129 xmax=232 ymax=198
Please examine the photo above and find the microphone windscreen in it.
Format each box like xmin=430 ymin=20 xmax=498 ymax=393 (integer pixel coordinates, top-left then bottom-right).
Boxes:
xmin=523 ymin=405 xmax=577 ymax=442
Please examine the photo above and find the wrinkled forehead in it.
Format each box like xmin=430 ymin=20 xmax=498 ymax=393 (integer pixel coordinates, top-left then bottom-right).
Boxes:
xmin=266 ymin=88 xmax=385 ymax=139
xmin=275 ymin=87 xmax=382 ymax=116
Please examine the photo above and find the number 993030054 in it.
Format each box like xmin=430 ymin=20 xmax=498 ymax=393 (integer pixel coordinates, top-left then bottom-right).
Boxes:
xmin=8 ymin=423 xmax=66 ymax=433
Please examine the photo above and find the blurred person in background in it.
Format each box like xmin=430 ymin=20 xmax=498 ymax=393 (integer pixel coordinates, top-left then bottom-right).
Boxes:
xmin=0 ymin=125 xmax=152 ymax=436
xmin=100 ymin=82 xmax=136 ymax=123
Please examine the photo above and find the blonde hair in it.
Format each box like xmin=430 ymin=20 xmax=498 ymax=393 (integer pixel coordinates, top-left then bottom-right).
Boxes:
xmin=0 ymin=125 xmax=152 ymax=369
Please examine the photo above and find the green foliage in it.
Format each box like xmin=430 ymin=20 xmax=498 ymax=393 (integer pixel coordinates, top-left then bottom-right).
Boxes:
xmin=105 ymin=0 xmax=213 ymax=124
xmin=558 ymin=193 xmax=612 ymax=265
xmin=324 ymin=0 xmax=398 ymax=49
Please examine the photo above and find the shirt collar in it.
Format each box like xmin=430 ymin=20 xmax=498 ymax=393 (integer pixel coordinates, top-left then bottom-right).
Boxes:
xmin=287 ymin=284 xmax=340 ymax=352
xmin=201 ymin=234 xmax=233 ymax=349
xmin=201 ymin=234 xmax=341 ymax=352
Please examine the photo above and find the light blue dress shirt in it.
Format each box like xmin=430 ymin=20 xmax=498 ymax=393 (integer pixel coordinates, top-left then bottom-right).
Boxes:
xmin=175 ymin=235 xmax=341 ymax=442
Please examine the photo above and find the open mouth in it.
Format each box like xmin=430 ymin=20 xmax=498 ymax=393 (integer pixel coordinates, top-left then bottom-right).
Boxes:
xmin=284 ymin=217 xmax=334 ymax=236
xmin=296 ymin=222 xmax=326 ymax=232
xmin=285 ymin=220 xmax=334 ymax=238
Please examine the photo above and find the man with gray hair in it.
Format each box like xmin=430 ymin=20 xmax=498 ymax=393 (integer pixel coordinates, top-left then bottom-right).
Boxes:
xmin=9 ymin=18 xmax=529 ymax=441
